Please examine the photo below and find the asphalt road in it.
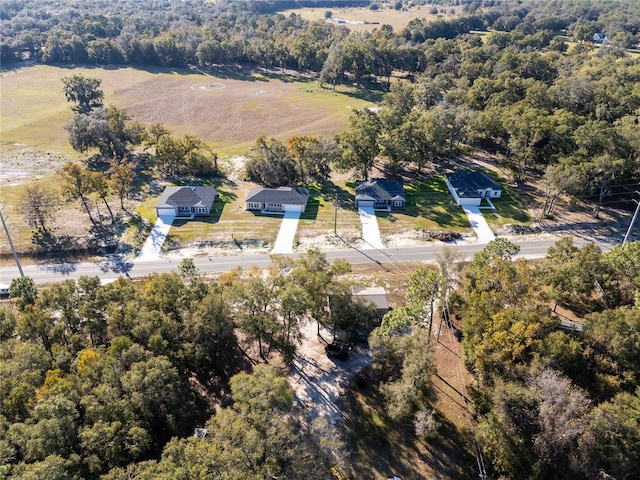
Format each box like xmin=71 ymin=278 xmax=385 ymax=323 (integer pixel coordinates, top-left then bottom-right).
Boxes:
xmin=0 ymin=237 xmax=614 ymax=287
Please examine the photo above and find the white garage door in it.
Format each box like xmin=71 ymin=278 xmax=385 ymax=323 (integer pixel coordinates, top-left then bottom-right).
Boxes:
xmin=357 ymin=200 xmax=375 ymax=209
xmin=283 ymin=204 xmax=304 ymax=213
xmin=156 ymin=208 xmax=176 ymax=217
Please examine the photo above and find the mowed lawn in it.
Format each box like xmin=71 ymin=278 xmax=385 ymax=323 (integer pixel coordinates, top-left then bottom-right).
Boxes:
xmin=0 ymin=64 xmax=377 ymax=156
xmin=376 ymin=177 xmax=471 ymax=236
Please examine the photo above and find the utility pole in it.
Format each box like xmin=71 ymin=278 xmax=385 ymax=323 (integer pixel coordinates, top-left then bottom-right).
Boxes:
xmin=333 ymin=195 xmax=338 ymax=236
xmin=623 ymin=191 xmax=640 ymax=245
xmin=0 ymin=210 xmax=24 ymax=277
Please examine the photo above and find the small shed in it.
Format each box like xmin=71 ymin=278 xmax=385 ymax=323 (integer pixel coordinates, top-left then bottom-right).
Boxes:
xmin=352 ymin=286 xmax=390 ymax=318
xmin=445 ymin=171 xmax=502 ymax=206
xmin=155 ymin=186 xmax=217 ymax=218
xmin=355 ymin=178 xmax=406 ymax=210
xmin=245 ymin=187 xmax=309 ymax=213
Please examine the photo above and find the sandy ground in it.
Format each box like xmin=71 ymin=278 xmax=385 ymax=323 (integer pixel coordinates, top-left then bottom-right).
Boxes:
xmin=289 ymin=320 xmax=373 ymax=428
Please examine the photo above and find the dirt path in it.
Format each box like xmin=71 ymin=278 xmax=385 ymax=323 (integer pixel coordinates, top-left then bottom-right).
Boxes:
xmin=289 ymin=320 xmax=372 ymax=427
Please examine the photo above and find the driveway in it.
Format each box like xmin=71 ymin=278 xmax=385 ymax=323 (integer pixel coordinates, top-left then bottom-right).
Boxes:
xmin=271 ymin=211 xmax=301 ymax=254
xmin=358 ymin=206 xmax=384 ymax=250
xmin=135 ymin=214 xmax=175 ymax=262
xmin=462 ymin=206 xmax=495 ymax=244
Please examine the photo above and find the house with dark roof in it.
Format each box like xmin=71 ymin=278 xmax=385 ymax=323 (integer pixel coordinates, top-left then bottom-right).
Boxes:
xmin=445 ymin=171 xmax=502 ymax=206
xmin=355 ymin=178 xmax=406 ymax=210
xmin=245 ymin=187 xmax=309 ymax=213
xmin=593 ymin=33 xmax=609 ymax=44
xmin=155 ymin=185 xmax=217 ymax=218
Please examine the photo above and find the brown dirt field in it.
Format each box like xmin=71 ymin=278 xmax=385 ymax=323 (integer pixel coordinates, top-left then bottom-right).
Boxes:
xmin=109 ymin=70 xmax=371 ymax=152
xmin=277 ymin=4 xmax=466 ymax=33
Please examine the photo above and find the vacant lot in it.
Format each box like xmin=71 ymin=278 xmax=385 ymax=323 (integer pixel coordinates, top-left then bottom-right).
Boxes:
xmin=0 ymin=65 xmax=377 ymax=156
xmin=277 ymin=4 xmax=464 ymax=33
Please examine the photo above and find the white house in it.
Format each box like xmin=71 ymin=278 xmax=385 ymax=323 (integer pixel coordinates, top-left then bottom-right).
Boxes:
xmin=445 ymin=171 xmax=503 ymax=206
xmin=155 ymin=186 xmax=217 ymax=218
xmin=245 ymin=187 xmax=309 ymax=213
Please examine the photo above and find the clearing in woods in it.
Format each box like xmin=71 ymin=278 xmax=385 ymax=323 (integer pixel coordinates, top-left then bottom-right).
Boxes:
xmin=0 ymin=64 xmax=377 ymax=156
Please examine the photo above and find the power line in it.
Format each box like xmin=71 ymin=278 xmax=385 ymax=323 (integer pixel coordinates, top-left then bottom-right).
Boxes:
xmin=0 ymin=210 xmax=24 ymax=278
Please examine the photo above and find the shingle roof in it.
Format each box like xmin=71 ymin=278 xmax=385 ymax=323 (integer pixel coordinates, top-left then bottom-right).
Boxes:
xmin=246 ymin=187 xmax=309 ymax=205
xmin=355 ymin=179 xmax=405 ymax=202
xmin=447 ymin=172 xmax=502 ymax=198
xmin=156 ymin=186 xmax=217 ymax=209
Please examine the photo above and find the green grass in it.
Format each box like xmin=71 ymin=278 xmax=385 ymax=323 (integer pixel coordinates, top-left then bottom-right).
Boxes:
xmin=377 ymin=177 xmax=471 ymax=235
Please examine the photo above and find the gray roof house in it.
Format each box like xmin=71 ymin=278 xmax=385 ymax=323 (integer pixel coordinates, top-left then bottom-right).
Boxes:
xmin=352 ymin=286 xmax=390 ymax=318
xmin=355 ymin=178 xmax=406 ymax=210
xmin=155 ymin=186 xmax=217 ymax=218
xmin=445 ymin=171 xmax=502 ymax=206
xmin=246 ymin=187 xmax=309 ymax=213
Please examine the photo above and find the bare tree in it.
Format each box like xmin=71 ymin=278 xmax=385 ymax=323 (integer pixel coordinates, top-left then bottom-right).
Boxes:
xmin=18 ymin=181 xmax=60 ymax=232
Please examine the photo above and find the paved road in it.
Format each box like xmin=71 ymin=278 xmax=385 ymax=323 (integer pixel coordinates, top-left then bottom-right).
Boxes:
xmin=0 ymin=237 xmax=614 ymax=287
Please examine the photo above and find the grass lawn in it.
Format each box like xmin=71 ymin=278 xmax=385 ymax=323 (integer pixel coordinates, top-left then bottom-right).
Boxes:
xmin=298 ymin=181 xmax=363 ymax=242
xmin=0 ymin=65 xmax=377 ymax=157
xmin=481 ymin=176 xmax=531 ymax=231
xmin=376 ymin=177 xmax=472 ymax=236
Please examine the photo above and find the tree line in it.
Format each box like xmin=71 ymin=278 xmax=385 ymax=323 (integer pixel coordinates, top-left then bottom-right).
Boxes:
xmin=2 ymin=0 xmax=639 ymax=83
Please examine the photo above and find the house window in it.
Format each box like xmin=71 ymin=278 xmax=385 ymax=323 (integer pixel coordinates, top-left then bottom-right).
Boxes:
xmin=197 ymin=207 xmax=206 ymax=213
xmin=393 ymin=200 xmax=402 ymax=207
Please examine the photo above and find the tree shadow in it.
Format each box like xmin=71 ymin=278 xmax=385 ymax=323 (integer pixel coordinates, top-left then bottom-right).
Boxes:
xmin=31 ymin=228 xmax=76 ymax=254
xmin=342 ymin=373 xmax=477 ymax=480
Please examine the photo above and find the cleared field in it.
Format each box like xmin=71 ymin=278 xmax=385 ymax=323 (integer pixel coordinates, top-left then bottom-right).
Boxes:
xmin=0 ymin=65 xmax=377 ymax=156
xmin=277 ymin=5 xmax=464 ymax=33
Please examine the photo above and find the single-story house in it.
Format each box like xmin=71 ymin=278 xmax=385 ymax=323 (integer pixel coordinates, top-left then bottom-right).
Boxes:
xmin=445 ymin=171 xmax=502 ymax=206
xmin=245 ymin=187 xmax=309 ymax=213
xmin=352 ymin=286 xmax=390 ymax=318
xmin=355 ymin=178 xmax=406 ymax=210
xmin=155 ymin=185 xmax=217 ymax=217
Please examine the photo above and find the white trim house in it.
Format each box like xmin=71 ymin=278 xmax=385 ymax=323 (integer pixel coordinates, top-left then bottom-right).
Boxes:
xmin=446 ymin=171 xmax=502 ymax=206
xmin=245 ymin=187 xmax=309 ymax=213
xmin=155 ymin=186 xmax=217 ymax=218
xmin=355 ymin=178 xmax=406 ymax=210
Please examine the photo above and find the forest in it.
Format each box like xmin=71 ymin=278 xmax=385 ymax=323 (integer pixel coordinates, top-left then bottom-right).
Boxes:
xmin=7 ymin=0 xmax=639 ymax=230
xmin=1 ymin=240 xmax=639 ymax=479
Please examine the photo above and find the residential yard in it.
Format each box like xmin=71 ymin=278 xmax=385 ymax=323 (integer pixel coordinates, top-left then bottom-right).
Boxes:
xmin=377 ymin=177 xmax=472 ymax=238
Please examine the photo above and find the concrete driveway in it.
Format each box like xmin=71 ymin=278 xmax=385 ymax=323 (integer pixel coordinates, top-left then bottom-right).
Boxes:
xmin=271 ymin=211 xmax=301 ymax=254
xmin=135 ymin=214 xmax=175 ymax=262
xmin=358 ymin=206 xmax=385 ymax=250
xmin=462 ymin=206 xmax=495 ymax=244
